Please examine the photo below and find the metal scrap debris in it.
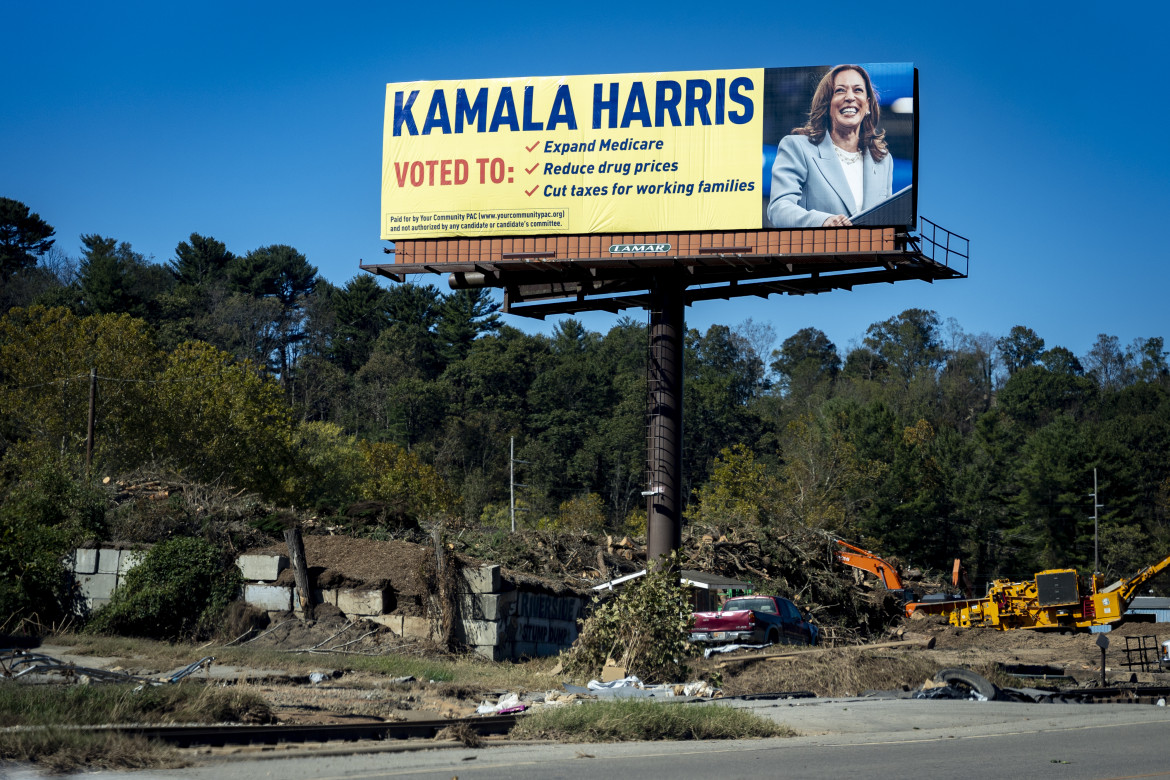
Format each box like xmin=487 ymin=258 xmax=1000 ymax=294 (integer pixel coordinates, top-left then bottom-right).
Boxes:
xmin=0 ymin=649 xmax=214 ymax=688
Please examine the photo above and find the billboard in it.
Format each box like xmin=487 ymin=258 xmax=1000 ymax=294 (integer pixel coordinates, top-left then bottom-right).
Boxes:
xmin=381 ymin=63 xmax=915 ymax=241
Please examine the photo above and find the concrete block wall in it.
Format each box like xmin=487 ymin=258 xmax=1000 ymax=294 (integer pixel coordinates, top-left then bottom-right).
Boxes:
xmin=69 ymin=549 xmax=584 ymax=660
xmin=455 ymin=565 xmax=585 ymax=661
xmin=234 ymin=553 xmax=395 ymax=625
xmin=237 ymin=554 xmax=287 ymax=581
xmin=68 ymin=548 xmax=147 ymax=613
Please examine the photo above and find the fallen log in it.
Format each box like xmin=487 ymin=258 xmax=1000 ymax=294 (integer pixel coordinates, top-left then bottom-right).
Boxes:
xmin=715 ymin=636 xmax=936 ymax=668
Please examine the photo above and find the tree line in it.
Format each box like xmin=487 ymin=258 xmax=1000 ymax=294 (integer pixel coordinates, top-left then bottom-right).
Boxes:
xmin=3 ymin=195 xmax=1169 ymax=601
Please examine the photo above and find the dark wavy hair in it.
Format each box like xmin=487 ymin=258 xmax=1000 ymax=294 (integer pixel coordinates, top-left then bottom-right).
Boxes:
xmin=793 ymin=64 xmax=888 ymax=162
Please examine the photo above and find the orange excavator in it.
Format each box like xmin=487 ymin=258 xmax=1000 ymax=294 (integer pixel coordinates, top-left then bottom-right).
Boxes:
xmin=832 ymin=538 xmax=918 ymax=608
xmin=833 ymin=538 xmax=978 ymax=618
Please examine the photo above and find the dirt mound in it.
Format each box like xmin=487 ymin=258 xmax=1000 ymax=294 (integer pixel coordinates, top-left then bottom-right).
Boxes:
xmin=255 ymin=536 xmax=434 ymax=596
xmin=716 ymin=648 xmax=943 ymax=698
xmin=240 ymin=604 xmax=444 ymax=656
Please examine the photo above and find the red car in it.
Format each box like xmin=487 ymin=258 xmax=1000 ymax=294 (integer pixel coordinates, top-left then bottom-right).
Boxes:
xmin=691 ymin=595 xmax=818 ymax=646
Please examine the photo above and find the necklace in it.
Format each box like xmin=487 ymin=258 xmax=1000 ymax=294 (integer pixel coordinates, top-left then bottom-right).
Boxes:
xmin=834 ymin=144 xmax=861 ymax=165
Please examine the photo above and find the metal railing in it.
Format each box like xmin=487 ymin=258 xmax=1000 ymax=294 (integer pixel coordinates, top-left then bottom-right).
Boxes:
xmin=915 ymin=217 xmax=970 ymax=276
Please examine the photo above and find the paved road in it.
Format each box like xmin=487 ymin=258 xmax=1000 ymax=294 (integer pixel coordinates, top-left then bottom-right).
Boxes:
xmin=7 ymin=698 xmax=1170 ymax=780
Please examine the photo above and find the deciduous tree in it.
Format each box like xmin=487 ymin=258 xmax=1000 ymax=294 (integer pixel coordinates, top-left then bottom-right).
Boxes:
xmin=997 ymin=325 xmax=1045 ymax=376
xmin=151 ymin=341 xmax=294 ymax=498
xmin=771 ymin=326 xmax=840 ymax=399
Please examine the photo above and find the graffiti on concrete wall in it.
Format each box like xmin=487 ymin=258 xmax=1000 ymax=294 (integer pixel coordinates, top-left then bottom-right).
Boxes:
xmin=514 ymin=591 xmax=581 ymax=622
xmin=518 ymin=622 xmax=573 ymax=645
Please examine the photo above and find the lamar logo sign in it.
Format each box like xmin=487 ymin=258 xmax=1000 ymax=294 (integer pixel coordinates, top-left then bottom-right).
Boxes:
xmin=609 ymin=243 xmax=671 ymax=254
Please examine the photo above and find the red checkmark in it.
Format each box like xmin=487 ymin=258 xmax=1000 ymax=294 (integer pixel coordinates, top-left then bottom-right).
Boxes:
xmin=526 ymin=142 xmax=540 ymax=152
xmin=525 ymin=164 xmax=539 ymax=174
xmin=525 ymin=186 xmax=538 ymax=196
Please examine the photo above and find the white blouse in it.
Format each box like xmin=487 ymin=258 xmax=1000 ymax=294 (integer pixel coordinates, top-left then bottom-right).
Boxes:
xmin=833 ymin=144 xmax=865 ymax=212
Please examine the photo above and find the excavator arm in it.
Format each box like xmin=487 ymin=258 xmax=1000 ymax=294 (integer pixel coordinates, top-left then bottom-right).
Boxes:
xmin=834 ymin=538 xmax=906 ymax=591
xmin=1120 ymin=552 xmax=1170 ymax=605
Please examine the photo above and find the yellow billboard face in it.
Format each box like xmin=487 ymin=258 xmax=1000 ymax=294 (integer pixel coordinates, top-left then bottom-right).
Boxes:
xmin=382 ymin=69 xmax=764 ymax=240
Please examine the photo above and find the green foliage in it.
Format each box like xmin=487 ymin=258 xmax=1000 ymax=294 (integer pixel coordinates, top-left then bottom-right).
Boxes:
xmin=1010 ymin=415 xmax=1095 ymax=569
xmin=437 ymin=287 xmax=501 ymax=363
xmin=78 ymin=235 xmax=173 ymax=322
xmin=226 ymin=243 xmax=318 ymax=381
xmin=622 ymin=508 xmax=647 ymax=537
xmin=997 ymin=325 xmax=1045 ymax=375
xmin=0 ymin=446 xmax=107 ymax=623
xmin=168 ymin=233 xmax=235 ymax=288
xmin=151 ymin=341 xmax=294 ymax=499
xmin=563 ymin=556 xmax=694 ymax=683
xmin=771 ymin=326 xmax=840 ymax=398
xmin=555 ymin=493 xmax=607 ymax=533
xmin=862 ymin=308 xmax=943 ymax=387
xmin=687 ymin=444 xmax=774 ymax=530
xmin=249 ymin=512 xmax=288 ymax=537
xmin=331 ymin=274 xmax=389 ymax=372
xmin=684 ymin=324 xmax=768 ymax=489
xmin=775 ymin=410 xmax=886 ymax=535
xmin=282 ymin=421 xmax=365 ymax=510
xmin=0 ymin=306 xmax=161 ymax=471
xmin=858 ymin=418 xmax=961 ymax=569
xmin=379 ymin=282 xmax=443 ymax=378
xmin=87 ymin=537 xmax=242 ymax=640
xmin=997 ymin=364 xmax=1096 ymax=429
xmin=358 ymin=439 xmax=455 ymax=526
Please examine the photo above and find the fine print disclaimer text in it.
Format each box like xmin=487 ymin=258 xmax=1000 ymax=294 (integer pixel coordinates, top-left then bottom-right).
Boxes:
xmin=386 ymin=208 xmax=568 ymax=233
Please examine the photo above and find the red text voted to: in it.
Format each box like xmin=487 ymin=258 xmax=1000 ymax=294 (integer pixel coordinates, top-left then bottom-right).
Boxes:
xmin=393 ymin=158 xmax=514 ymax=186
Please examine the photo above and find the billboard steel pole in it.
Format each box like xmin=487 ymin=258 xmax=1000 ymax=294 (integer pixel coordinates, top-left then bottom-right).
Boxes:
xmin=646 ymin=274 xmax=685 ymax=565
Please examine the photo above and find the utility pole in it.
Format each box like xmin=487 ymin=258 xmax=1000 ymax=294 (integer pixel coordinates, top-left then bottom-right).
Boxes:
xmin=1090 ymin=468 xmax=1104 ymax=574
xmin=86 ymin=367 xmax=97 ymax=476
xmin=509 ymin=437 xmax=528 ymax=533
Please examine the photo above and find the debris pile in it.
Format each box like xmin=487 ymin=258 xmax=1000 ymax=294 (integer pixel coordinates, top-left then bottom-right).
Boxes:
xmin=454 ymin=527 xmax=910 ymax=642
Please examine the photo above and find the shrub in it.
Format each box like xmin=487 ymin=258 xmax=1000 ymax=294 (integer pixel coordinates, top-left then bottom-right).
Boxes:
xmin=562 ymin=554 xmax=695 ymax=683
xmin=0 ymin=447 xmax=107 ymax=624
xmin=87 ymin=537 xmax=241 ymax=640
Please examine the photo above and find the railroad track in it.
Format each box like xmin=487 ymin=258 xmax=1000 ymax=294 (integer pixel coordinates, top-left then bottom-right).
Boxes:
xmin=78 ymin=714 xmax=520 ymax=748
xmin=1049 ymin=685 xmax=1170 ymax=705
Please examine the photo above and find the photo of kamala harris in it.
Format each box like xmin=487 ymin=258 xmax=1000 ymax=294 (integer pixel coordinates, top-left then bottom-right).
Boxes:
xmin=766 ymin=64 xmax=893 ymax=229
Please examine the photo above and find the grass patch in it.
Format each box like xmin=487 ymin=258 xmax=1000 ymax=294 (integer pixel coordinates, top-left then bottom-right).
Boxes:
xmin=335 ymin=650 xmax=564 ymax=689
xmin=0 ymin=683 xmax=271 ymax=772
xmin=311 ymin=653 xmax=459 ymax=682
xmin=510 ymin=699 xmax=793 ymax=742
xmin=0 ymin=728 xmax=185 ymax=774
xmin=0 ymin=683 xmax=272 ymax=727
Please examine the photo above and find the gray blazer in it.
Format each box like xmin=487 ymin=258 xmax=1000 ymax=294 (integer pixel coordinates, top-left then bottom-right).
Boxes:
xmin=766 ymin=132 xmax=893 ymax=228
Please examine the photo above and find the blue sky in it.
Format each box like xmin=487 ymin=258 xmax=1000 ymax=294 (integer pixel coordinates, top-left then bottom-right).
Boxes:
xmin=4 ymin=1 xmax=1168 ymax=363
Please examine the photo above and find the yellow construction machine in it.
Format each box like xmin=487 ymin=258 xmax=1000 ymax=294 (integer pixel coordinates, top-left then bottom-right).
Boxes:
xmin=945 ymin=552 xmax=1170 ymax=631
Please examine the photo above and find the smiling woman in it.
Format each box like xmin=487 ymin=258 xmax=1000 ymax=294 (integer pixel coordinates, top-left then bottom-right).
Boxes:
xmin=766 ymin=64 xmax=893 ymax=228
